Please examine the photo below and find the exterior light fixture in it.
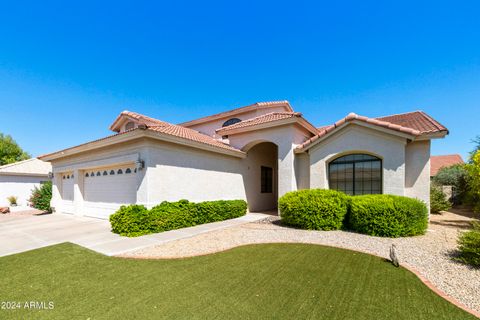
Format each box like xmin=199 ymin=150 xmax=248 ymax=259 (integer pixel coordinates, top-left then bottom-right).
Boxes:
xmin=48 ymin=172 xmax=54 ymax=179
xmin=136 ymin=159 xmax=145 ymax=170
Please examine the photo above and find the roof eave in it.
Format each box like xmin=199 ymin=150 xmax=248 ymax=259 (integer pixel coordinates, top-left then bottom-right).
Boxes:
xmin=39 ymin=128 xmax=245 ymax=162
xmin=414 ymin=130 xmax=449 ymax=140
xmin=0 ymin=172 xmax=49 ymax=177
xmin=217 ymin=117 xmax=317 ymax=136
xmin=38 ymin=130 xmax=145 ymax=161
xmin=179 ymin=101 xmax=293 ymax=127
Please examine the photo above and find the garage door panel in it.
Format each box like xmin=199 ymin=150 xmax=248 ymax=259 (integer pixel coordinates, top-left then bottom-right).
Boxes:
xmin=61 ymin=172 xmax=74 ymax=201
xmin=83 ymin=166 xmax=137 ymax=205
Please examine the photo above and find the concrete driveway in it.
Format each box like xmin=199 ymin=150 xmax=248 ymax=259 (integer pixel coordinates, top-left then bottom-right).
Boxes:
xmin=0 ymin=211 xmax=268 ymax=257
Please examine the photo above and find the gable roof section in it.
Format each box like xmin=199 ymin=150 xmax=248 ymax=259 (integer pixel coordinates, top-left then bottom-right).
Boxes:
xmin=0 ymin=158 xmax=51 ymax=176
xmin=376 ymin=111 xmax=448 ymax=135
xmin=430 ymin=154 xmax=464 ymax=176
xmin=110 ymin=110 xmax=166 ymax=132
xmin=178 ymin=100 xmax=293 ymax=127
xmin=215 ymin=112 xmax=318 ymax=136
xmin=297 ymin=111 xmax=448 ymax=152
xmin=40 ymin=112 xmax=245 ymax=161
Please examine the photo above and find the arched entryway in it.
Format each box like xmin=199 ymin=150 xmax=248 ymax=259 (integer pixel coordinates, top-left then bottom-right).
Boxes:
xmin=242 ymin=141 xmax=278 ymax=212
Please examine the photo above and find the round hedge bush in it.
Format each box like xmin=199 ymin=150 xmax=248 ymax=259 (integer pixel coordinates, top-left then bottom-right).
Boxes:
xmin=348 ymin=194 xmax=428 ymax=237
xmin=279 ymin=189 xmax=350 ymax=230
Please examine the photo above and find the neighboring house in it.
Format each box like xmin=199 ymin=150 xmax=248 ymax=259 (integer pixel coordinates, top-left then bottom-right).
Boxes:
xmin=0 ymin=158 xmax=52 ymax=207
xmin=430 ymin=154 xmax=464 ymax=177
xmin=39 ymin=101 xmax=448 ymax=219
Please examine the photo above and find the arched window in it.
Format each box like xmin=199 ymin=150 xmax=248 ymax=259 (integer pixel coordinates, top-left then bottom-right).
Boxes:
xmin=85 ymin=173 xmax=89 ymax=177
xmin=90 ymin=172 xmax=95 ymax=177
xmin=125 ymin=121 xmax=135 ymax=131
xmin=222 ymin=118 xmax=242 ymax=127
xmin=125 ymin=168 xmax=132 ymax=174
xmin=329 ymin=154 xmax=382 ymax=196
xmin=117 ymin=169 xmax=123 ymax=174
xmin=110 ymin=170 xmax=115 ymax=175
xmin=103 ymin=171 xmax=108 ymax=176
xmin=96 ymin=172 xmax=101 ymax=176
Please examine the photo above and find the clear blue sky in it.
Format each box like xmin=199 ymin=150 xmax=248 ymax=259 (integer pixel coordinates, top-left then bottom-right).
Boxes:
xmin=0 ymin=1 xmax=478 ymax=159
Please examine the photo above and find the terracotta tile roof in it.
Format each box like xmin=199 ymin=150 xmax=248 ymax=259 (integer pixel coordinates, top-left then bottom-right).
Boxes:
xmin=40 ymin=112 xmax=244 ymax=160
xmin=430 ymin=154 xmax=464 ymax=176
xmin=146 ymin=124 xmax=243 ymax=153
xmin=376 ymin=111 xmax=448 ymax=135
xmin=216 ymin=112 xmax=302 ymax=133
xmin=114 ymin=111 xmax=244 ymax=153
xmin=179 ymin=100 xmax=293 ymax=127
xmin=298 ymin=111 xmax=448 ymax=151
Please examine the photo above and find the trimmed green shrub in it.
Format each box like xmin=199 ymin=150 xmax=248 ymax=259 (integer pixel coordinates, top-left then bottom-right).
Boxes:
xmin=456 ymin=221 xmax=480 ymax=267
xmin=279 ymin=189 xmax=350 ymax=230
xmin=109 ymin=199 xmax=247 ymax=237
xmin=348 ymin=194 xmax=428 ymax=237
xmin=29 ymin=181 xmax=52 ymax=212
xmin=430 ymin=185 xmax=451 ymax=214
xmin=109 ymin=205 xmax=151 ymax=237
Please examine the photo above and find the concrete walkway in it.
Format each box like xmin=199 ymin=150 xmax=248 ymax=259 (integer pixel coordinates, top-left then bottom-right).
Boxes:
xmin=0 ymin=212 xmax=269 ymax=257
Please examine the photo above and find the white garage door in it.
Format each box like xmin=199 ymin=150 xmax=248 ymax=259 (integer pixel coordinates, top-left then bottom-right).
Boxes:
xmin=83 ymin=165 xmax=137 ymax=219
xmin=61 ymin=172 xmax=75 ymax=214
xmin=61 ymin=173 xmax=74 ymax=201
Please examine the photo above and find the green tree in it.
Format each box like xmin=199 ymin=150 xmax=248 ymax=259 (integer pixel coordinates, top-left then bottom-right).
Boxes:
xmin=432 ymin=164 xmax=469 ymax=203
xmin=470 ymin=135 xmax=480 ymax=161
xmin=466 ymin=150 xmax=480 ymax=212
xmin=0 ymin=133 xmax=30 ymax=165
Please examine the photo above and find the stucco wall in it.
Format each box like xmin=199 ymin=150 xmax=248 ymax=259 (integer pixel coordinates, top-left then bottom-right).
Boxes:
xmin=228 ymin=125 xmax=310 ymax=198
xmin=0 ymin=175 xmax=48 ymax=207
xmin=145 ymin=140 xmax=246 ymax=206
xmin=309 ymin=124 xmax=407 ymax=196
xmin=187 ymin=106 xmax=288 ymax=137
xmin=405 ymin=140 xmax=431 ymax=209
xmin=295 ymin=153 xmax=310 ymax=190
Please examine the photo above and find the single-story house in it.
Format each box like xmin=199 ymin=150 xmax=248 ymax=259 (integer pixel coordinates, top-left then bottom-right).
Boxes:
xmin=39 ymin=101 xmax=448 ymax=219
xmin=430 ymin=154 xmax=464 ymax=177
xmin=0 ymin=158 xmax=51 ymax=207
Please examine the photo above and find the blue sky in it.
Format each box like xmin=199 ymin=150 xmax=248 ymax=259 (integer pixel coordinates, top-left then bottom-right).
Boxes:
xmin=0 ymin=1 xmax=478 ymax=159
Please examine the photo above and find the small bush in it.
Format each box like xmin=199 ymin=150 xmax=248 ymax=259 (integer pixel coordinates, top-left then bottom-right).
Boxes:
xmin=110 ymin=199 xmax=247 ymax=237
xmin=456 ymin=221 xmax=480 ymax=267
xmin=279 ymin=189 xmax=350 ymax=230
xmin=430 ymin=185 xmax=451 ymax=214
xmin=29 ymin=181 xmax=52 ymax=212
xmin=7 ymin=196 xmax=18 ymax=206
xmin=109 ymin=205 xmax=151 ymax=237
xmin=348 ymin=194 xmax=428 ymax=237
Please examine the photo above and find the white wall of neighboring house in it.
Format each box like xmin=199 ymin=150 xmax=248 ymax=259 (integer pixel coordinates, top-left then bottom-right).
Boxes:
xmin=0 ymin=175 xmax=48 ymax=207
xmin=308 ymin=124 xmax=407 ymax=197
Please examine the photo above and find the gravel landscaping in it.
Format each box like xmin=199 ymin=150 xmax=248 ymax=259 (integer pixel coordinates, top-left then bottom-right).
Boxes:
xmin=125 ymin=207 xmax=480 ymax=315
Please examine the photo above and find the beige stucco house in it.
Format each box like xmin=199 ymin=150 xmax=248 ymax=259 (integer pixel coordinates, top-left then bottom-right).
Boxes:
xmin=39 ymin=101 xmax=448 ymax=219
xmin=0 ymin=158 xmax=51 ymax=207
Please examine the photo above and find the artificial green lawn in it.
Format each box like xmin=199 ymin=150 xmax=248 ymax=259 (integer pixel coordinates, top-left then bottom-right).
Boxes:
xmin=0 ymin=243 xmax=476 ymax=320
